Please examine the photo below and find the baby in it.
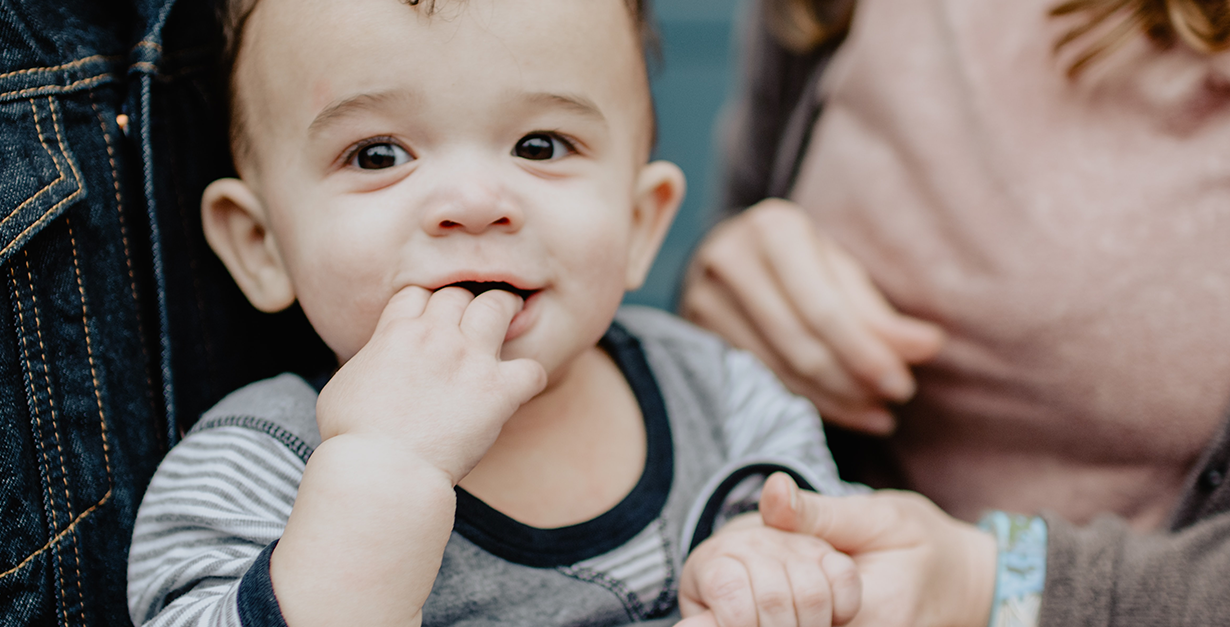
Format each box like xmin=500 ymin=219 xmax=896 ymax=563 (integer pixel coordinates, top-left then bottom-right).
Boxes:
xmin=126 ymin=0 xmax=863 ymax=625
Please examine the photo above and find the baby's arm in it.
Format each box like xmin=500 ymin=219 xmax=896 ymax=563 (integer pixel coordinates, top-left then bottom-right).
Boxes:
xmin=267 ymin=286 xmax=545 ymax=626
xmin=677 ymin=510 xmax=861 ymax=627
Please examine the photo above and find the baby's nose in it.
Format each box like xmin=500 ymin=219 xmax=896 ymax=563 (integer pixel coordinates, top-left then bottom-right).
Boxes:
xmin=422 ymin=187 xmax=523 ymax=235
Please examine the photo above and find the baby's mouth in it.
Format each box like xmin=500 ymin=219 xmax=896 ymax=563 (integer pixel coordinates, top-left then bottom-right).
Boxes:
xmin=446 ymin=281 xmax=538 ymax=300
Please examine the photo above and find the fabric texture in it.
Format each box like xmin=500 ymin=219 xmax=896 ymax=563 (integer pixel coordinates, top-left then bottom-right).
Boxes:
xmin=722 ymin=1 xmax=1230 ymax=624
xmin=128 ymin=306 xmax=857 ymax=627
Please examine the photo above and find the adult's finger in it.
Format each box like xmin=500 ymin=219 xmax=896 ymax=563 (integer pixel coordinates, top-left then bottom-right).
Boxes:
xmin=825 ymin=245 xmax=944 ymax=364
xmin=759 ymin=472 xmax=913 ymax=554
xmin=751 ymin=206 xmax=914 ymax=403
xmin=685 ymin=242 xmax=896 ymax=433
xmin=460 ymin=289 xmax=524 ymax=351
xmin=714 ymin=241 xmax=871 ymax=408
xmin=689 ymin=234 xmax=873 ymax=408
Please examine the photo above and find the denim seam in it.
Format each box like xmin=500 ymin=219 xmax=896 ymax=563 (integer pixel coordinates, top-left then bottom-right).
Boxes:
xmin=8 ymin=261 xmax=61 ymax=617
xmin=0 ymin=55 xmax=116 ymax=82
xmin=0 ymin=74 xmax=111 ymax=102
xmin=67 ymin=216 xmax=112 ymax=624
xmin=128 ymin=61 xmax=211 ymax=82
xmin=0 ymin=259 xmax=113 ymax=586
xmin=66 ymin=216 xmax=115 ymax=490
xmin=88 ymin=91 xmax=158 ymax=419
xmin=4 ymin=98 xmax=74 ymax=234
xmin=0 ymin=496 xmax=109 ymax=580
xmin=19 ymin=250 xmax=75 ymax=624
xmin=0 ymin=98 xmax=84 ymax=262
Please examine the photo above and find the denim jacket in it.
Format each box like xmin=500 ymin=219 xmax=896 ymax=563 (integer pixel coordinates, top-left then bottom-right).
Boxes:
xmin=0 ymin=1 xmax=330 ymax=624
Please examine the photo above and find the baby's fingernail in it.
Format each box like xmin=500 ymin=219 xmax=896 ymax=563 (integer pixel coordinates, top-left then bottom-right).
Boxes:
xmin=877 ymin=371 xmax=915 ymax=400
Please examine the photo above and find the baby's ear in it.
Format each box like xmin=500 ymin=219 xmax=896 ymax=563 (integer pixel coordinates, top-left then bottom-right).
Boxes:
xmin=626 ymin=160 xmax=686 ymax=290
xmin=201 ymin=178 xmax=296 ymax=313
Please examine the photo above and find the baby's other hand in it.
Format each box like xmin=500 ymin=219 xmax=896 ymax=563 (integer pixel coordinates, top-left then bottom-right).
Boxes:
xmin=316 ymin=286 xmax=547 ymax=483
xmin=677 ymin=509 xmax=861 ymax=627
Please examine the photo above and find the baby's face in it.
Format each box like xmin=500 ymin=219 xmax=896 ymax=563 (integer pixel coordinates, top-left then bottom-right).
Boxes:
xmin=226 ymin=0 xmax=681 ymax=376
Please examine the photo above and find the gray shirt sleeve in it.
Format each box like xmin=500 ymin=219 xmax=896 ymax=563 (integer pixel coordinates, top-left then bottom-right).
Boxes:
xmin=127 ymin=426 xmax=301 ymax=627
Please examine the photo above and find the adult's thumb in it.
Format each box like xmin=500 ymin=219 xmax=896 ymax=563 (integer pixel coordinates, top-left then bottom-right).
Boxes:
xmin=759 ymin=472 xmax=908 ymax=554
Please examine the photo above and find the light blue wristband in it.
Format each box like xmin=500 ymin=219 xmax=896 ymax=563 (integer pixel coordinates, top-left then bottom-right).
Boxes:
xmin=977 ymin=512 xmax=1047 ymax=627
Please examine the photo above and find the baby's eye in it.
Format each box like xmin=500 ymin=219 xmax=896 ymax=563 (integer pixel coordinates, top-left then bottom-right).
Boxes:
xmin=350 ymin=142 xmax=412 ymax=170
xmin=512 ymin=133 xmax=573 ymax=161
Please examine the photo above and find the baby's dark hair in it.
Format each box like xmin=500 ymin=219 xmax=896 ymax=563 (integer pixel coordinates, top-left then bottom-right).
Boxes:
xmin=217 ymin=0 xmax=660 ymax=165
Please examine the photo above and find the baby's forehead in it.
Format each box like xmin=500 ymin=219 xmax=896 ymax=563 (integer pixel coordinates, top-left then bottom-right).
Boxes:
xmin=229 ymin=0 xmax=654 ymax=166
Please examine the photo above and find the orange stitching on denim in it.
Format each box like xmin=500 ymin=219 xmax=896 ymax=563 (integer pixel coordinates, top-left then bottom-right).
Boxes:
xmin=11 ymin=257 xmax=67 ymax=624
xmin=2 ymin=99 xmax=67 ymax=229
xmin=47 ymin=99 xmax=85 ymax=211
xmin=0 ymin=74 xmax=109 ymax=101
xmin=87 ymin=95 xmax=138 ymax=302
xmin=0 ymin=55 xmax=112 ymax=82
xmin=0 ymin=100 xmax=83 ymax=261
xmin=88 ymin=94 xmax=156 ymax=409
xmin=37 ymin=100 xmax=93 ymax=612
xmin=65 ymin=217 xmax=103 ymax=620
xmin=24 ymin=249 xmax=81 ymax=622
xmin=65 ymin=217 xmax=113 ymax=480
xmin=0 ymin=488 xmax=111 ymax=581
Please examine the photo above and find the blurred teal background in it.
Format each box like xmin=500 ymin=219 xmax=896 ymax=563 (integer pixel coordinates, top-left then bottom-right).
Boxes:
xmin=624 ymin=0 xmax=744 ymax=311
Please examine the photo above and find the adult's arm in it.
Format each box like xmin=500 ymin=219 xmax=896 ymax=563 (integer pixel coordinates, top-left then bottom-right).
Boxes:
xmin=1041 ymin=511 xmax=1230 ymax=625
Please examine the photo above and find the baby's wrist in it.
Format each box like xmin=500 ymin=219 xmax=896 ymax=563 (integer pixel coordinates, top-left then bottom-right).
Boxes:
xmin=311 ymin=433 xmax=458 ymax=489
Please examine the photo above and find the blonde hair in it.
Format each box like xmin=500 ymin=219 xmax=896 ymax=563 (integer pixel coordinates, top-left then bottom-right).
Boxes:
xmin=766 ymin=0 xmax=1230 ymax=75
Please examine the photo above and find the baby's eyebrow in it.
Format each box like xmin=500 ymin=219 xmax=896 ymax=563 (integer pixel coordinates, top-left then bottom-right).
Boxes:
xmin=307 ymin=91 xmax=417 ymax=137
xmin=520 ymin=92 xmax=606 ymax=125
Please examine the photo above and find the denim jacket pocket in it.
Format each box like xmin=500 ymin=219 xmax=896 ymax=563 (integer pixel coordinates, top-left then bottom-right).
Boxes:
xmin=0 ymin=95 xmax=85 ymax=268
xmin=0 ymin=57 xmax=121 ymax=620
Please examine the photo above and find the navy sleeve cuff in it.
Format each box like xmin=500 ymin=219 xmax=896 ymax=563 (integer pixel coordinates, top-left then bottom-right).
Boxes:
xmin=237 ymin=540 xmax=289 ymax=627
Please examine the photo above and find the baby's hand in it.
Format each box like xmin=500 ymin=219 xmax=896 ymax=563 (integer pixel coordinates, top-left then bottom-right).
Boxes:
xmin=315 ymin=286 xmax=547 ymax=483
xmin=677 ymin=509 xmax=861 ymax=627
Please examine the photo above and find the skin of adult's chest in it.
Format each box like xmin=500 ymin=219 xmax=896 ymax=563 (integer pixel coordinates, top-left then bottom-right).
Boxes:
xmin=790 ymin=0 xmax=1230 ymax=527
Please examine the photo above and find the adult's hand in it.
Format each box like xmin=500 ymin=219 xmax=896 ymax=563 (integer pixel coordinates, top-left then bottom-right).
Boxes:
xmin=681 ymin=199 xmax=944 ymax=434
xmin=758 ymin=474 xmax=997 ymax=627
